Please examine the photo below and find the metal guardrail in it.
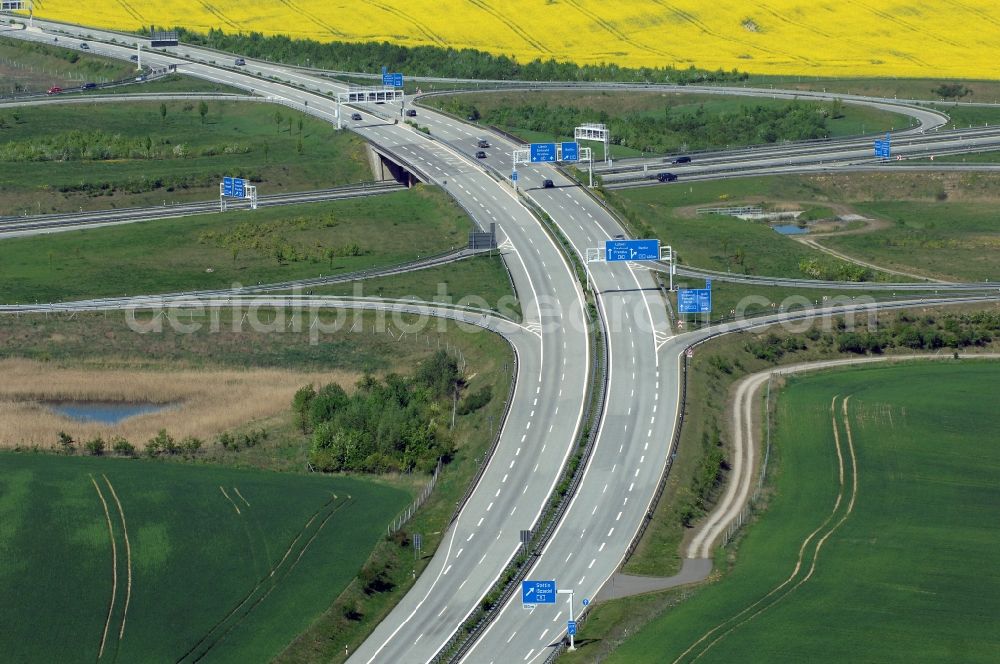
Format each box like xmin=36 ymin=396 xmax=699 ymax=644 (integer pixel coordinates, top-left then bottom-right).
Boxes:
xmin=696 ymin=206 xmax=763 ymax=216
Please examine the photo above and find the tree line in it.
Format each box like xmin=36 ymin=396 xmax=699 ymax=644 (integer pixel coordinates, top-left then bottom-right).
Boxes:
xmin=436 ymin=98 xmax=835 ymax=153
xmin=294 ymin=350 xmax=491 ymax=475
xmin=146 ymin=27 xmax=748 ymax=85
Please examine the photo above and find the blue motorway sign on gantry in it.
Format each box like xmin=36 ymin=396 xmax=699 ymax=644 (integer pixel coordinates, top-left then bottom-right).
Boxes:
xmin=561 ymin=141 xmax=579 ymax=161
xmin=222 ymin=176 xmax=246 ymax=198
xmin=521 ymin=580 xmax=557 ymax=605
xmin=678 ymin=288 xmax=712 ymax=314
xmin=380 ymin=66 xmax=403 ymax=87
xmin=605 ymin=238 xmax=660 ymax=262
xmin=529 ymin=143 xmax=558 ymax=163
xmin=874 ymin=133 xmax=891 ymax=159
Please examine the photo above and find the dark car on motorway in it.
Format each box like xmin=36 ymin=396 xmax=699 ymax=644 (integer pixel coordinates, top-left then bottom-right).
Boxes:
xmin=129 ymin=54 xmax=138 ymax=61
xmin=405 ymin=109 xmax=417 ymax=117
xmin=79 ymin=42 xmax=89 ymax=49
xmin=351 ymin=112 xmax=362 ymax=121
xmin=475 ymin=151 xmax=487 ymax=159
xmin=234 ymin=57 xmax=245 ymax=66
xmin=657 ymin=172 xmax=678 ymax=182
xmin=477 ymin=139 xmax=490 ymax=148
xmin=671 ymin=156 xmax=691 ymax=164
xmin=542 ymin=179 xmax=555 ymax=189
xmin=83 ymin=82 xmax=97 ymax=89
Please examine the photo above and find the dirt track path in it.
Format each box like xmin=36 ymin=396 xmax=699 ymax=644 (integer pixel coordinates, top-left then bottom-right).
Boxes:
xmin=793 ymin=236 xmax=949 ymax=283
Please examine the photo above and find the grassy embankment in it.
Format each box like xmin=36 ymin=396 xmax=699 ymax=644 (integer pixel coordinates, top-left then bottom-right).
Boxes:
xmin=0 ymin=452 xmax=409 ymax=663
xmin=606 ymin=171 xmax=1000 ymax=284
xmin=0 ymin=99 xmax=370 ymax=214
xmin=562 ymin=302 xmax=1000 ymax=662
xmin=425 ymin=90 xmax=906 ymax=159
xmin=0 ymin=35 xmax=133 ymax=92
xmin=0 ymin=187 xmax=485 ymax=302
xmin=601 ymin=361 xmax=1000 ymax=663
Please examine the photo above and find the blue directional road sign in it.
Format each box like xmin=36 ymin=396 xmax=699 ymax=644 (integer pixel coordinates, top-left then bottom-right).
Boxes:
xmin=582 ymin=598 xmax=590 ymax=606
xmin=222 ymin=176 xmax=234 ymax=196
xmin=383 ymin=73 xmax=403 ymax=87
xmin=605 ymin=238 xmax=660 ymax=262
xmin=521 ymin=580 xmax=557 ymax=605
xmin=874 ymin=133 xmax=891 ymax=159
xmin=233 ymin=178 xmax=245 ymax=198
xmin=529 ymin=143 xmax=557 ymax=163
xmin=567 ymin=621 xmax=577 ymax=636
xmin=560 ymin=141 xmax=580 ymax=161
xmin=511 ymin=171 xmax=518 ymax=182
xmin=705 ymin=279 xmax=712 ymax=290
xmin=678 ymin=288 xmax=712 ymax=314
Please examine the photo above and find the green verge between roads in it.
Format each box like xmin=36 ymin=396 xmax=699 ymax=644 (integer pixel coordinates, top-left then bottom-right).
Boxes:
xmin=603 ymin=361 xmax=1000 ymax=664
xmin=0 ymin=453 xmax=409 ymax=664
xmin=821 ymin=200 xmax=1000 ymax=282
xmin=0 ymin=187 xmax=473 ymax=302
xmin=561 ymin=303 xmax=1000 ymax=662
xmin=87 ymin=73 xmax=247 ymax=95
xmin=424 ymin=90 xmax=906 ymax=158
xmin=0 ymin=100 xmax=370 ymax=214
xmin=666 ymin=281 xmax=949 ymax=328
xmin=288 ymin=254 xmax=519 ymax=319
xmin=0 ymin=35 xmax=134 ymax=92
xmin=604 ymin=171 xmax=1000 ymax=281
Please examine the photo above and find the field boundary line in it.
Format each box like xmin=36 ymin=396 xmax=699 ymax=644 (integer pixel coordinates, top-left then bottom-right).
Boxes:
xmin=90 ymin=474 xmax=118 ymax=661
xmin=103 ymin=474 xmax=133 ymax=643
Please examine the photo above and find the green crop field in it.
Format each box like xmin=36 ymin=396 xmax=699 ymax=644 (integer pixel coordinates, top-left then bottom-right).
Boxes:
xmin=0 ymin=453 xmax=408 ymax=663
xmin=0 ymin=100 xmax=370 ymax=215
xmin=0 ymin=187 xmax=473 ymax=303
xmin=602 ymin=361 xmax=1000 ymax=663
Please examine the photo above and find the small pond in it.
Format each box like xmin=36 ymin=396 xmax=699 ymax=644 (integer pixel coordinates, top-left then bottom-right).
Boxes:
xmin=46 ymin=402 xmax=168 ymax=425
xmin=772 ymin=224 xmax=809 ymax=235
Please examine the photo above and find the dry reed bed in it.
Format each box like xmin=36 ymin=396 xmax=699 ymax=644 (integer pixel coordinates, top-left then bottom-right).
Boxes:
xmin=0 ymin=358 xmax=356 ymax=447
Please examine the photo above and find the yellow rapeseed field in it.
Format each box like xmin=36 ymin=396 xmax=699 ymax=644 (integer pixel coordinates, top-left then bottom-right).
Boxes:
xmin=24 ymin=1 xmax=1000 ymax=78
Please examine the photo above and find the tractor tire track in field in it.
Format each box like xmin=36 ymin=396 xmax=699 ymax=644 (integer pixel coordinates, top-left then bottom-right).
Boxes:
xmin=219 ymin=486 xmax=241 ymax=514
xmin=113 ymin=0 xmax=144 ymax=25
xmin=90 ymin=474 xmax=118 ymax=662
xmin=190 ymin=495 xmax=348 ymax=662
xmin=655 ymin=1 xmax=815 ymax=65
xmin=674 ymin=394 xmax=858 ymax=663
xmin=849 ymin=0 xmax=962 ymax=49
xmin=197 ymin=0 xmax=241 ymax=34
xmin=103 ymin=475 xmax=132 ymax=646
xmin=689 ymin=396 xmax=860 ymax=662
xmin=367 ymin=2 xmax=448 ymax=48
xmin=176 ymin=494 xmax=352 ymax=664
xmin=464 ymin=0 xmax=551 ymax=55
xmin=949 ymin=0 xmax=1000 ymax=29
xmin=276 ymin=0 xmax=344 ymax=38
xmin=561 ymin=0 xmax=673 ymax=59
